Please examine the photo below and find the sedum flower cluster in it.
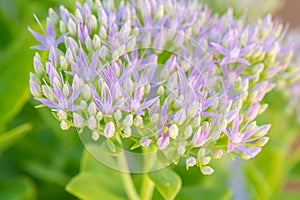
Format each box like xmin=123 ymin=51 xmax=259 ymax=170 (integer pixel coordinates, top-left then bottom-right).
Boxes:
xmin=29 ymin=0 xmax=293 ymax=174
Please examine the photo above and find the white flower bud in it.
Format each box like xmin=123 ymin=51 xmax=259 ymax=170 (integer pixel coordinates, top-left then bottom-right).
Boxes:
xmin=155 ymin=4 xmax=164 ymax=20
xmin=201 ymin=166 xmax=214 ymax=175
xmin=73 ymin=113 xmax=84 ymax=128
xmin=157 ymin=85 xmax=165 ymax=96
xmin=93 ymin=34 xmax=101 ymax=49
xmin=80 ymin=100 xmax=87 ymax=109
xmin=60 ymin=120 xmax=70 ymax=130
xmin=88 ymin=116 xmax=97 ymax=130
xmin=169 ymin=124 xmax=179 ymax=139
xmin=104 ymin=122 xmax=115 ymax=138
xmin=187 ymin=101 xmax=198 ymax=118
xmin=63 ymin=84 xmax=69 ymax=97
xmin=140 ymin=137 xmax=151 ymax=147
xmin=99 ymin=46 xmax=109 ymax=58
xmin=92 ymin=132 xmax=100 ymax=141
xmin=99 ymin=26 xmax=107 ymax=39
xmin=177 ymin=146 xmax=185 ymax=155
xmin=186 ymin=157 xmax=196 ymax=167
xmin=57 ymin=110 xmax=68 ymax=121
xmin=85 ymin=37 xmax=93 ymax=51
xmin=134 ymin=115 xmax=143 ymax=127
xmin=124 ymin=127 xmax=131 ymax=138
xmin=151 ymin=114 xmax=160 ymax=123
xmin=91 ymin=15 xmax=98 ymax=31
xmin=74 ymin=9 xmax=83 ymax=21
xmin=174 ymin=108 xmax=186 ymax=125
xmin=59 ymin=55 xmax=68 ymax=70
xmin=184 ymin=125 xmax=193 ymax=139
xmin=29 ymin=79 xmax=41 ymax=97
xmin=256 ymin=137 xmax=269 ymax=147
xmin=123 ymin=114 xmax=133 ymax=127
xmin=126 ymin=37 xmax=136 ymax=52
xmin=198 ymin=148 xmax=206 ymax=157
xmin=88 ymin=102 xmax=97 ymax=116
xmin=111 ymin=110 xmax=121 ymax=122
xmin=192 ymin=116 xmax=201 ymax=127
xmin=144 ymin=84 xmax=151 ymax=95
xmin=33 ymin=52 xmax=44 ymax=74
xmin=212 ymin=150 xmax=223 ymax=159
xmin=59 ymin=20 xmax=67 ymax=33
xmin=96 ymin=111 xmax=103 ymax=121
xmin=200 ymin=156 xmax=211 ymax=165
xmin=68 ymin=18 xmax=77 ymax=36
xmin=82 ymin=84 xmax=91 ymax=100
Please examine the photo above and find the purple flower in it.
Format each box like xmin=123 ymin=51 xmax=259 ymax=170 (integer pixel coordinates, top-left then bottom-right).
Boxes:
xmin=28 ymin=17 xmax=67 ymax=50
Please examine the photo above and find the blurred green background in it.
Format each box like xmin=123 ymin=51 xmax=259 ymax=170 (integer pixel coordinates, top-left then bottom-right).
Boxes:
xmin=0 ymin=0 xmax=300 ymax=199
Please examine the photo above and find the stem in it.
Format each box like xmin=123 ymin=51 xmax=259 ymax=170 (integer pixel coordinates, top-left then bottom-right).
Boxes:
xmin=140 ymin=174 xmax=155 ymax=200
xmin=116 ymin=135 xmax=140 ymax=200
xmin=140 ymin=147 xmax=155 ymax=200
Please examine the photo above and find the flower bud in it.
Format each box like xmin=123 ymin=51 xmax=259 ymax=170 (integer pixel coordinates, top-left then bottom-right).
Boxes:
xmin=184 ymin=125 xmax=193 ymax=139
xmin=96 ymin=111 xmax=103 ymax=121
xmin=256 ymin=136 xmax=269 ymax=147
xmin=60 ymin=120 xmax=70 ymax=130
xmin=186 ymin=157 xmax=196 ymax=167
xmin=57 ymin=110 xmax=68 ymax=121
xmin=201 ymin=166 xmax=214 ymax=175
xmin=212 ymin=150 xmax=223 ymax=159
xmin=134 ymin=115 xmax=143 ymax=126
xmin=124 ymin=127 xmax=131 ymax=138
xmin=123 ymin=114 xmax=133 ymax=127
xmin=157 ymin=133 xmax=170 ymax=150
xmin=73 ymin=113 xmax=84 ymax=128
xmin=187 ymin=101 xmax=198 ymax=118
xmin=91 ymin=15 xmax=98 ymax=31
xmin=59 ymin=55 xmax=68 ymax=70
xmin=88 ymin=116 xmax=97 ymax=130
xmin=192 ymin=116 xmax=201 ymax=127
xmin=177 ymin=146 xmax=185 ymax=155
xmin=169 ymin=124 xmax=179 ymax=139
xmin=114 ymin=110 xmax=122 ymax=122
xmin=140 ymin=137 xmax=151 ymax=147
xmin=33 ymin=52 xmax=44 ymax=74
xmin=68 ymin=18 xmax=77 ymax=36
xmin=246 ymin=102 xmax=260 ymax=121
xmin=173 ymin=108 xmax=186 ymax=125
xmin=200 ymin=156 xmax=211 ymax=165
xmin=88 ymin=102 xmax=97 ymax=116
xmin=85 ymin=37 xmax=93 ymax=51
xmin=29 ymin=79 xmax=41 ymax=97
xmin=93 ymin=34 xmax=101 ymax=49
xmin=157 ymin=85 xmax=165 ymax=96
xmin=259 ymin=103 xmax=268 ymax=114
xmin=104 ymin=122 xmax=115 ymax=138
xmin=254 ymin=124 xmax=271 ymax=138
xmin=82 ymin=84 xmax=91 ymax=100
xmin=92 ymin=132 xmax=100 ymax=141
xmin=80 ymin=100 xmax=88 ymax=109
xmin=59 ymin=20 xmax=67 ymax=33
xmin=62 ymin=84 xmax=69 ymax=97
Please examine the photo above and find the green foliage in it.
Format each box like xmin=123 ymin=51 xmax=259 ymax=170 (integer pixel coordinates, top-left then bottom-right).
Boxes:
xmin=149 ymin=168 xmax=182 ymax=200
xmin=67 ymin=151 xmax=128 ymax=200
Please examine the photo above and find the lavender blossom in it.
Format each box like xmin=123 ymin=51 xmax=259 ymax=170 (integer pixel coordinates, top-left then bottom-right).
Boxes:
xmin=29 ymin=0 xmax=293 ymax=174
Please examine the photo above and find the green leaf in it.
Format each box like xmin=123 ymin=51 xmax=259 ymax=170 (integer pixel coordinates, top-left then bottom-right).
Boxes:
xmin=66 ymin=151 xmax=128 ymax=200
xmin=0 ymin=123 xmax=32 ymax=152
xmin=175 ymin=186 xmax=232 ymax=200
xmin=0 ymin=30 xmax=35 ymax=125
xmin=149 ymin=167 xmax=182 ymax=200
xmin=0 ymin=176 xmax=36 ymax=200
